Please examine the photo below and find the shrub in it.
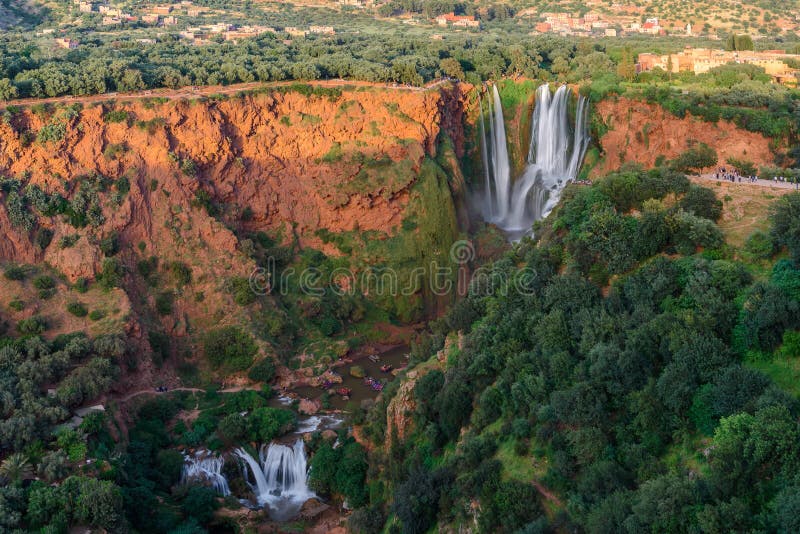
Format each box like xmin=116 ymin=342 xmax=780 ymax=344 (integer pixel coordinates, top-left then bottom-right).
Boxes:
xmin=247 ymin=358 xmax=276 ymax=383
xmin=203 ymin=326 xmax=258 ymax=371
xmin=34 ymin=228 xmax=53 ymax=250
xmin=33 ymin=275 xmax=55 ymax=290
xmin=9 ymin=299 xmax=24 ymax=311
xmin=74 ymin=277 xmax=89 ymax=293
xmin=17 ymin=316 xmax=46 ymax=335
xmin=89 ymin=309 xmax=106 ymax=321
xmin=148 ymin=331 xmax=170 ymax=367
xmin=99 ymin=232 xmax=119 ymax=256
xmin=226 ymin=277 xmax=256 ymax=306
xmin=103 ymin=110 xmax=130 ymax=123
xmin=169 ymin=262 xmax=192 ymax=287
xmin=102 ymin=143 xmax=126 ymax=160
xmin=4 ymin=265 xmax=27 ymax=281
xmin=155 ymin=291 xmax=174 ymax=315
xmin=114 ymin=177 xmax=130 ymax=195
xmin=97 ymin=258 xmax=124 ymax=290
xmin=180 ymin=158 xmax=198 ymax=177
xmin=680 ymin=185 xmax=723 ymax=221
xmin=37 ymin=121 xmax=66 ymax=143
xmin=67 ymin=302 xmax=88 ymax=317
xmin=59 ymin=234 xmax=80 ymax=248
xmin=744 ymin=230 xmax=775 ymax=260
xmin=246 ymin=407 xmax=295 ymax=443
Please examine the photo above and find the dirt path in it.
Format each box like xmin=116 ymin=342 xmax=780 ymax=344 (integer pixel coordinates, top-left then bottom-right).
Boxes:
xmin=0 ymin=78 xmax=455 ymax=110
xmin=532 ymin=480 xmax=563 ymax=508
xmin=118 ymin=385 xmax=261 ymax=402
xmin=695 ymin=173 xmax=799 ymax=190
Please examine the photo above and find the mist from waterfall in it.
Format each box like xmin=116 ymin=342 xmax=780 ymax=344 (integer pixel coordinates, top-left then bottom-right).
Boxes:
xmin=235 ymin=439 xmax=315 ymax=521
xmin=181 ymin=451 xmax=231 ymax=496
xmin=478 ymin=83 xmax=590 ymax=235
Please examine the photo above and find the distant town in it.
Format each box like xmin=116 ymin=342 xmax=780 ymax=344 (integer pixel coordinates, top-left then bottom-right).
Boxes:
xmin=39 ymin=0 xmax=800 ymax=89
xmin=637 ymin=47 xmax=800 ymax=87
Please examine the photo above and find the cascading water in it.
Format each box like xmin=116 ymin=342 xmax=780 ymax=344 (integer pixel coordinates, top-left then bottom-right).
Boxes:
xmin=181 ymin=450 xmax=231 ymax=496
xmin=235 ymin=439 xmax=315 ymax=521
xmin=489 ymin=85 xmax=512 ymax=222
xmin=478 ymin=82 xmax=590 ymax=236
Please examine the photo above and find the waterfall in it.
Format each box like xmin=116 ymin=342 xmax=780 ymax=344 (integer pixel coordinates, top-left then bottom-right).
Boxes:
xmin=478 ymin=96 xmax=494 ymax=219
xmin=181 ymin=450 xmax=231 ymax=496
xmin=490 ymin=85 xmax=511 ymax=222
xmin=479 ymin=82 xmax=590 ymax=235
xmin=235 ymin=439 xmax=315 ymax=521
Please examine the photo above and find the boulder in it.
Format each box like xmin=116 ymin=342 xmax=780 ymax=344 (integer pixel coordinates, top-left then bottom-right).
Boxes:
xmin=349 ymin=365 xmax=365 ymax=378
xmin=298 ymin=498 xmax=330 ymax=520
xmin=298 ymin=398 xmax=320 ymax=415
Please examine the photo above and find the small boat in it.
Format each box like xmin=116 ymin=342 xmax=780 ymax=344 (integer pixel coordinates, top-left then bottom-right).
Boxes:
xmin=380 ymin=364 xmax=393 ymax=373
xmin=321 ymin=380 xmax=332 ymax=389
xmin=337 ymin=388 xmax=352 ymax=397
xmin=368 ymin=354 xmax=380 ymax=363
xmin=371 ymin=382 xmax=384 ymax=392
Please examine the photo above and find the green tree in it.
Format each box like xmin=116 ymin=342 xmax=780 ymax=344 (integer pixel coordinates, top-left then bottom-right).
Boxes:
xmin=0 ymin=78 xmax=17 ymax=101
xmin=0 ymin=453 xmax=32 ymax=484
xmin=439 ymin=57 xmax=465 ymax=80
xmin=770 ymin=193 xmax=800 ymax=265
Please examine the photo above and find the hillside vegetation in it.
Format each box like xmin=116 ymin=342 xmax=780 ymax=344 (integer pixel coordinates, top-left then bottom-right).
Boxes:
xmin=353 ymin=166 xmax=800 ymax=533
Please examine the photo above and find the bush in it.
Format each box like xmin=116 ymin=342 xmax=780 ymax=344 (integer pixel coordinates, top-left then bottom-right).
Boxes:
xmin=744 ymin=230 xmax=775 ymax=260
xmin=67 ymin=302 xmax=88 ymax=317
xmin=33 ymin=275 xmax=55 ymax=290
xmin=203 ymin=326 xmax=258 ymax=371
xmin=17 ymin=316 xmax=46 ymax=335
xmin=155 ymin=291 xmax=174 ymax=315
xmin=4 ymin=265 xmax=27 ymax=281
xmin=226 ymin=277 xmax=257 ymax=306
xmin=34 ymin=228 xmax=53 ymax=250
xmin=680 ymin=185 xmax=723 ymax=221
xmin=246 ymin=407 xmax=295 ymax=442
xmin=59 ymin=234 xmax=80 ymax=249
xmin=97 ymin=259 xmax=124 ymax=290
xmin=74 ymin=277 xmax=89 ymax=293
xmin=247 ymin=358 xmax=276 ymax=383
xmin=99 ymin=233 xmax=119 ymax=256
xmin=169 ymin=262 xmax=192 ymax=287
xmin=180 ymin=158 xmax=198 ymax=177
xmin=103 ymin=110 xmax=129 ymax=123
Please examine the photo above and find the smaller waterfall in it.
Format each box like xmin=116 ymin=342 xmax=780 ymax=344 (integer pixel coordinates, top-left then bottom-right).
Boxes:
xmin=235 ymin=439 xmax=315 ymax=521
xmin=181 ymin=450 xmax=230 ymax=496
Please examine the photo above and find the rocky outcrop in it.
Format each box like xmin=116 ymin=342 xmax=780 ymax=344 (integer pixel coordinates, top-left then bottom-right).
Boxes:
xmin=593 ymin=97 xmax=777 ymax=175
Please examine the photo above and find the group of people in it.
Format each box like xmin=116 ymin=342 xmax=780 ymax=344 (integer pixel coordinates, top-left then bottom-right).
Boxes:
xmin=714 ymin=167 xmax=759 ymax=183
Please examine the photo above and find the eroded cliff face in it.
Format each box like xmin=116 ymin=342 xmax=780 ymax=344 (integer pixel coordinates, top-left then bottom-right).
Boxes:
xmin=0 ymin=84 xmax=469 ymax=346
xmin=592 ymin=97 xmax=777 ymax=175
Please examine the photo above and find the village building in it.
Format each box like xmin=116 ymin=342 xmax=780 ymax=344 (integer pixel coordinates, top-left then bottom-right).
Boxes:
xmin=637 ymin=47 xmax=799 ymax=86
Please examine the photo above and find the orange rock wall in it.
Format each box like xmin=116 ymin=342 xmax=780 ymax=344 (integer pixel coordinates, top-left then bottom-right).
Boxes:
xmin=592 ymin=97 xmax=777 ymax=175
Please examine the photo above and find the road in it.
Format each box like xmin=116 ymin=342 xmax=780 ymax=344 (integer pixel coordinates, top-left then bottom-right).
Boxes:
xmin=0 ymin=78 xmax=455 ymax=110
